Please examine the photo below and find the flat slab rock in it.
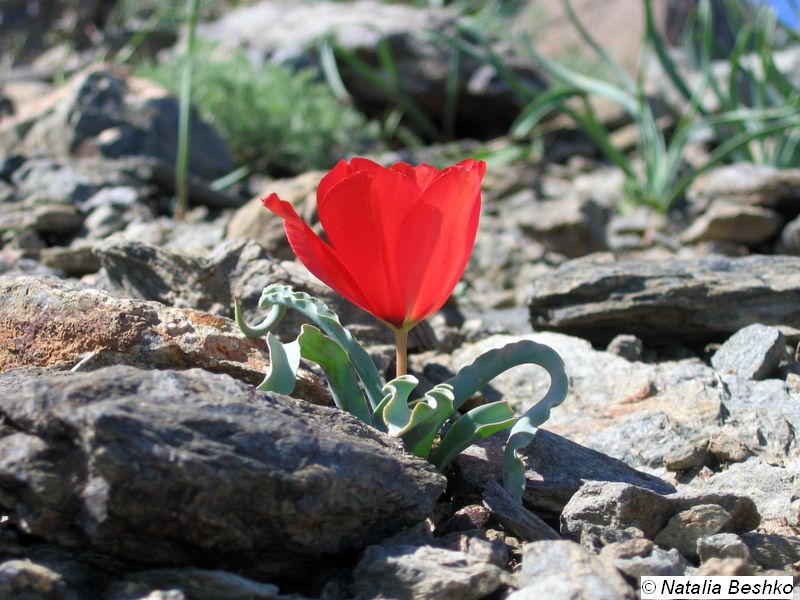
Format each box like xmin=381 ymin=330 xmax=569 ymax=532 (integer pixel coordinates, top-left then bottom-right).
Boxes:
xmin=0 ymin=274 xmax=326 ymax=398
xmin=0 ymin=366 xmax=445 ymax=577
xmin=449 ymin=332 xmax=800 ymax=525
xmin=527 ymin=254 xmax=800 ymax=345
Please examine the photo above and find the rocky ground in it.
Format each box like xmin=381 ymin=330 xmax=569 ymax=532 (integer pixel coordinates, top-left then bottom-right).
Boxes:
xmin=2 ymin=1 xmax=800 ymax=599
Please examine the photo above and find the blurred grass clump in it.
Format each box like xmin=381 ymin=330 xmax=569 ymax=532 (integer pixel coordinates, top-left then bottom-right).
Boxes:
xmin=137 ymin=42 xmax=381 ymax=176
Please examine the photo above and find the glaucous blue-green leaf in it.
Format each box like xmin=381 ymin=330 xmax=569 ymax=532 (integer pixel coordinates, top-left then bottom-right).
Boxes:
xmin=234 ymin=297 xmax=286 ymax=339
xmin=378 ymin=378 xmax=456 ymax=458
xmin=256 ymin=332 xmax=301 ymax=395
xmin=430 ymin=401 xmax=517 ymax=471
xmin=296 ymin=324 xmax=371 ymax=425
xmin=443 ymin=340 xmax=569 ymax=501
xmin=400 ymin=384 xmax=455 ymax=458
xmin=502 ymin=342 xmax=568 ymax=502
xmin=257 ymin=284 xmax=385 ymax=415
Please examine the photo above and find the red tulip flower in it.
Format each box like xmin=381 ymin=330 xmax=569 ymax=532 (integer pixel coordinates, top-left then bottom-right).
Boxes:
xmin=262 ymin=157 xmax=486 ymax=375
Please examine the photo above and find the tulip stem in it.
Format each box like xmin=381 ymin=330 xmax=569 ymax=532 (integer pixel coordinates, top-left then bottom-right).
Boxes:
xmin=395 ymin=327 xmax=409 ymax=378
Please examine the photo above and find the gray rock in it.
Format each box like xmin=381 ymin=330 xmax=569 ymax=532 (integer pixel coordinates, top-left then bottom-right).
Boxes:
xmin=606 ymin=334 xmax=644 ymax=361
xmin=776 ymin=214 xmax=800 ymax=255
xmin=39 ymin=243 xmax=102 ymax=277
xmin=437 ymin=505 xmax=491 ymax=535
xmin=711 ymin=324 xmax=787 ymax=380
xmin=653 ymin=504 xmax=733 ymax=560
xmin=0 ymin=366 xmax=445 ymax=577
xmin=27 ymin=203 xmax=83 ymax=236
xmin=680 ymin=459 xmax=799 ymax=524
xmin=687 ymin=163 xmax=800 ymax=211
xmin=741 ymin=532 xmax=800 ymax=571
xmin=664 ymin=437 xmax=710 ymax=472
xmin=509 ymin=540 xmax=633 ymax=600
xmin=109 ymin=569 xmax=278 ymax=600
xmin=518 ymin=196 xmax=609 ymax=258
xmin=527 ymin=255 xmax=800 ymax=345
xmin=600 ymin=539 xmax=685 ymax=583
xmin=0 ymin=179 xmax=13 ymax=203
xmin=691 ymin=557 xmax=755 ymax=576
xmin=560 ymin=482 xmax=759 ymax=543
xmin=83 ymin=200 xmax=152 ymax=241
xmin=455 ymin=431 xmax=674 ymax=520
xmin=681 ymin=203 xmax=784 ymax=246
xmin=561 ymin=482 xmax=674 ymax=541
xmin=578 ymin=526 xmax=647 ymax=552
xmin=697 ymin=533 xmax=751 ymax=563
xmin=198 ymin=1 xmax=545 ymax=140
xmin=666 ymin=492 xmax=760 ymax=534
xmin=0 ymin=558 xmax=68 ymax=599
xmin=1 ymin=66 xmax=232 ymax=180
xmin=352 ymin=543 xmax=508 ymax=600
xmin=707 ymin=433 xmax=755 ymax=464
xmin=11 ymin=157 xmax=144 ymax=206
xmin=482 ymin=480 xmax=560 ymax=542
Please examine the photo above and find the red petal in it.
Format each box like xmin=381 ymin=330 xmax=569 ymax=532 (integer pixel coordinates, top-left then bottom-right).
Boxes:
xmin=395 ymin=160 xmax=485 ymax=322
xmin=316 ymin=160 xmax=350 ymax=205
xmin=316 ymin=168 xmax=422 ymax=327
xmin=261 ymin=193 xmax=377 ymax=316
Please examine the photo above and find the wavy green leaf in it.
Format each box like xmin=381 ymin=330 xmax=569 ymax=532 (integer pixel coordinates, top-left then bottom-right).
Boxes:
xmin=234 ymin=297 xmax=286 ymax=339
xmin=296 ymin=324 xmax=371 ymax=425
xmin=380 ymin=375 xmax=420 ymax=436
xmin=256 ymin=332 xmax=300 ymax=395
xmin=257 ymin=284 xmax=385 ymax=416
xmin=430 ymin=401 xmax=517 ymax=471
xmin=400 ymin=384 xmax=456 ymax=458
xmin=502 ymin=343 xmax=569 ymax=502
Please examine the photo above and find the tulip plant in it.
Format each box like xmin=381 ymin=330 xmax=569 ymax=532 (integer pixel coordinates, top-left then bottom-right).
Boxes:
xmin=236 ymin=158 xmax=568 ymax=500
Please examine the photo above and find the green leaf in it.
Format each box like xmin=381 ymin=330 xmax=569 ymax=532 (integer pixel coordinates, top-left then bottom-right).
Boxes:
xmin=234 ymin=297 xmax=286 ymax=339
xmin=510 ymin=86 xmax=582 ymax=139
xmin=379 ymin=377 xmax=457 ymax=457
xmin=296 ymin=325 xmax=371 ymax=425
xmin=380 ymin=375 xmax=421 ymax=436
xmin=441 ymin=339 xmax=568 ymax=501
xmin=256 ymin=332 xmax=301 ymax=395
xmin=503 ymin=343 xmax=569 ymax=502
xmin=644 ymin=0 xmax=697 ymax=108
xmin=430 ymin=401 xmax=517 ymax=471
xmin=563 ymin=0 xmax=635 ymax=93
xmin=400 ymin=384 xmax=456 ymax=458
xmin=520 ymin=35 xmax=639 ymax=116
xmin=446 ymin=340 xmax=567 ymax=412
xmin=257 ymin=284 xmax=385 ymax=416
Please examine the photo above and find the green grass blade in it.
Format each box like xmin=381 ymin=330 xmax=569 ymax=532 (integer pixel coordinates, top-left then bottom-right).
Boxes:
xmin=665 ymin=119 xmax=800 ymax=209
xmin=644 ymin=0 xmax=699 ymax=110
xmin=563 ymin=0 xmax=635 ymax=92
xmin=510 ymin=86 xmax=582 ymax=139
xmin=318 ymin=38 xmax=352 ymax=103
xmin=520 ymin=35 xmax=639 ymax=115
xmin=174 ymin=0 xmax=200 ymax=220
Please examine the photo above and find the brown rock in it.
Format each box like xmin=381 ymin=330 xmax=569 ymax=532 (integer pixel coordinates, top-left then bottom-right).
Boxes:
xmin=225 ymin=171 xmax=323 ymax=260
xmin=0 ymin=275 xmax=327 ymax=400
xmin=653 ymin=504 xmax=733 ymax=560
xmin=681 ymin=203 xmax=784 ymax=246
